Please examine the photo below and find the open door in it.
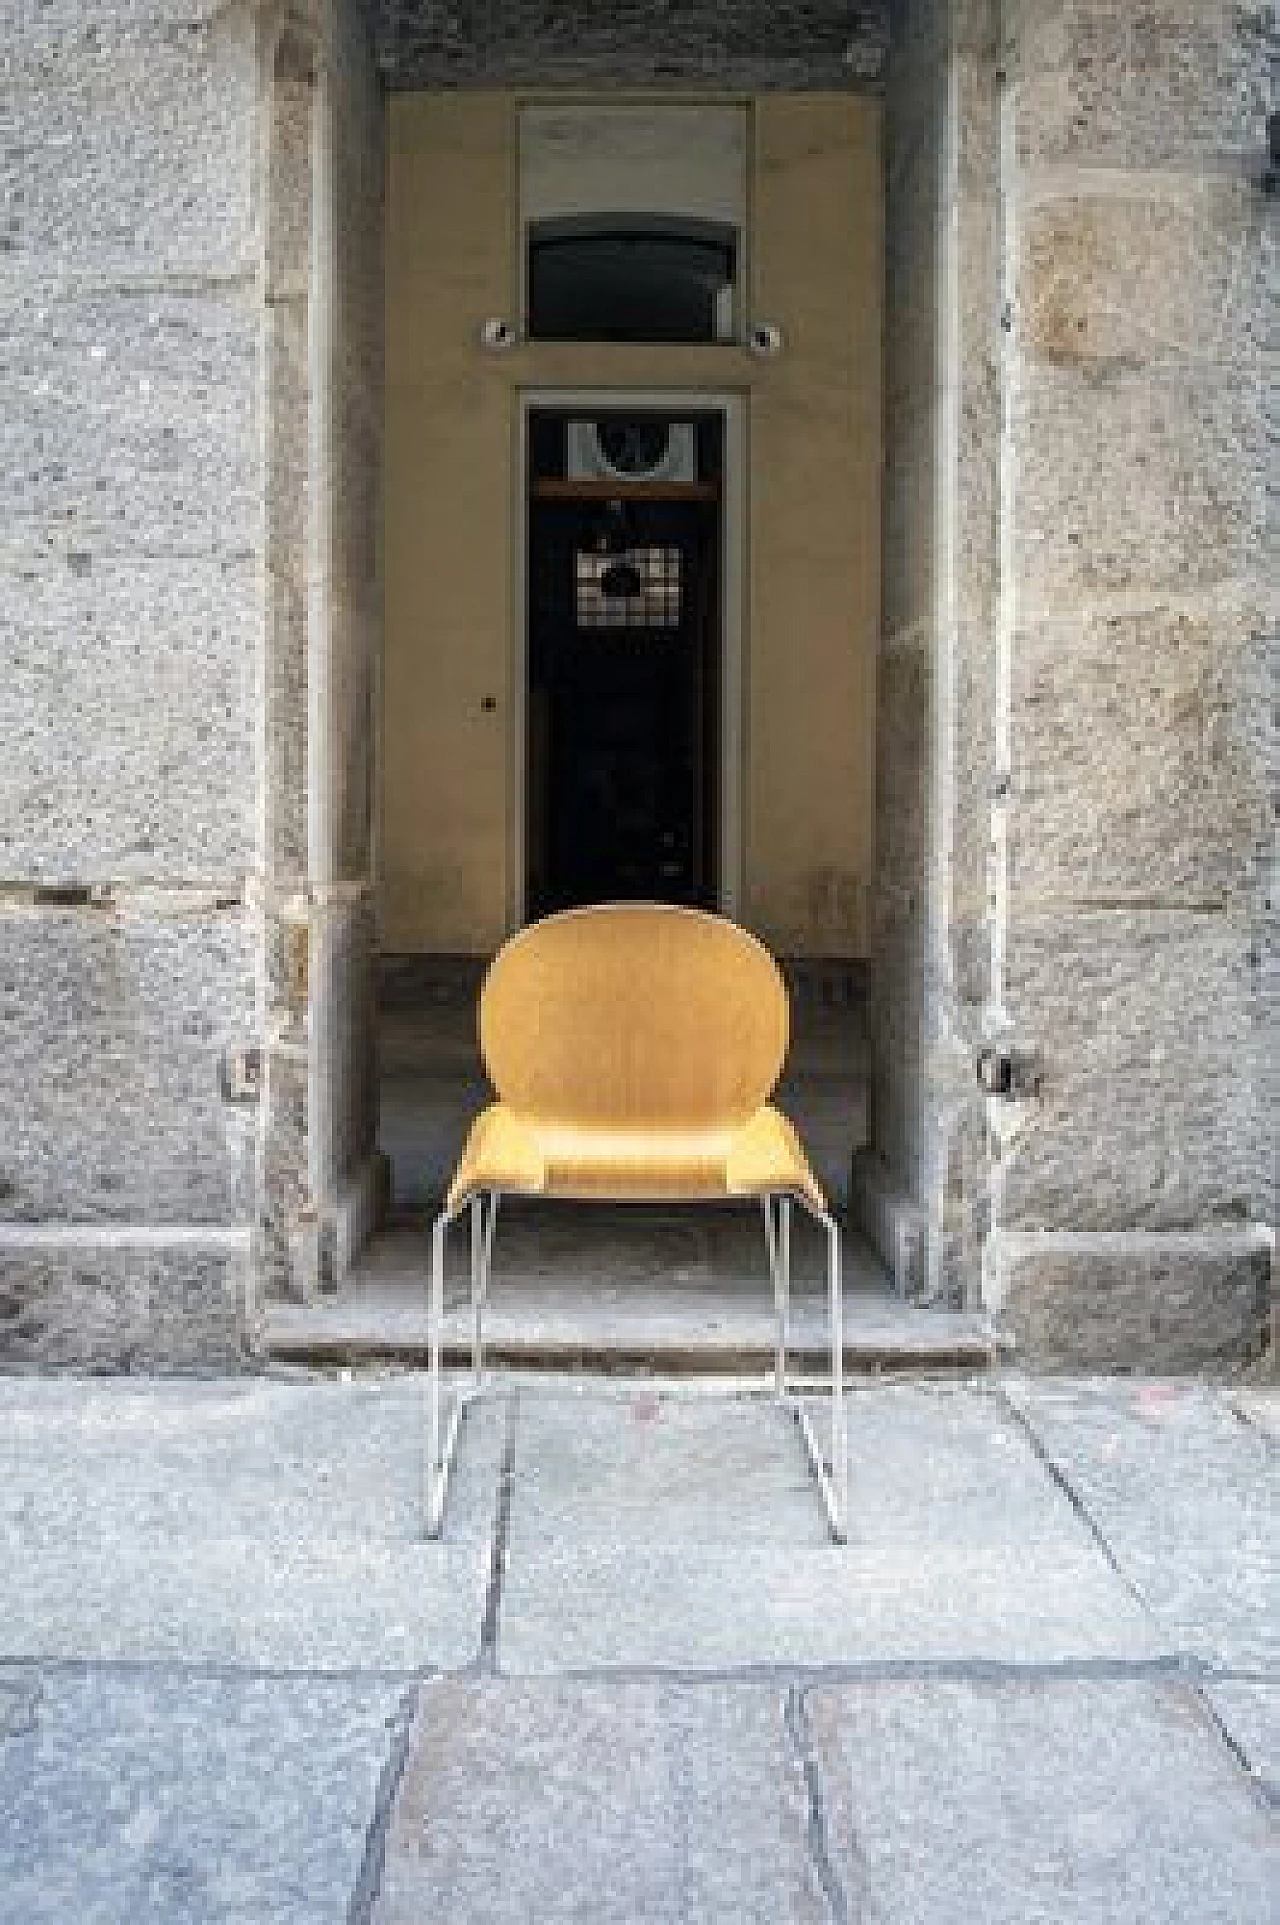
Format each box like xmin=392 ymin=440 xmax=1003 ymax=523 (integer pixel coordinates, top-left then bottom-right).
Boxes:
xmin=526 ymin=408 xmax=723 ymax=917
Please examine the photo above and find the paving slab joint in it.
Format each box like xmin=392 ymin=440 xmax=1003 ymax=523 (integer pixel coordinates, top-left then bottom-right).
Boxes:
xmin=1183 ymin=1673 xmax=1280 ymax=1814
xmin=995 ymin=1384 xmax=1154 ymax=1620
xmin=1228 ymin=1394 xmax=1279 ymax=1451
xmin=478 ymin=1392 xmax=519 ymax=1672
xmin=344 ymin=1680 xmax=420 ymax=1925
xmin=784 ymin=1684 xmax=852 ymax=1925
xmin=0 ymin=1669 xmax=42 ymax=1741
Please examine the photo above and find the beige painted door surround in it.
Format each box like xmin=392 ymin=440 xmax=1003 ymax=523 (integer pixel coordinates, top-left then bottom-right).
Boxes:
xmin=382 ymin=91 xmax=882 ymax=959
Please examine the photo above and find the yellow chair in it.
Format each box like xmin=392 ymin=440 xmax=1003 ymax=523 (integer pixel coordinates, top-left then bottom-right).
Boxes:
xmin=426 ymin=902 xmax=848 ymax=1541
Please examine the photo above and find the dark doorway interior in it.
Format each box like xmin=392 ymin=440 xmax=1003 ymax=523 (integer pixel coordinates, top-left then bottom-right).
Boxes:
xmin=526 ymin=408 xmax=723 ymax=918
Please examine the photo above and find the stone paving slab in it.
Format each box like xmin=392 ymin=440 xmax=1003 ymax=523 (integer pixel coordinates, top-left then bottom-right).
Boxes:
xmin=0 ymin=1378 xmax=503 ymax=1671
xmin=0 ymin=1664 xmax=406 ymax=1925
xmin=3 ymin=1534 xmax=489 ymax=1673
xmin=1 ymin=1377 xmax=502 ymax=1548
xmin=497 ymin=1385 xmax=1161 ymax=1671
xmin=372 ymin=1674 xmax=826 ymax=1925
xmin=808 ymin=1674 xmax=1277 ymax=1925
xmin=1002 ymin=1378 xmax=1279 ymax=1670
xmin=373 ymin=1672 xmax=1275 ymax=1925
xmin=497 ymin=1540 xmax=1159 ymax=1673
xmin=508 ymin=1389 xmax=834 ymax=1547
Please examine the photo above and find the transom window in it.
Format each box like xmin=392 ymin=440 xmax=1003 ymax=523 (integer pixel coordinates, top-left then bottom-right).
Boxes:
xmin=528 ymin=216 xmax=737 ymax=343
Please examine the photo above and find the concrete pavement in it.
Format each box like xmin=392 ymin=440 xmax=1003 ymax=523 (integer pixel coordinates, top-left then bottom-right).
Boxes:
xmin=0 ymin=1371 xmax=1275 ymax=1921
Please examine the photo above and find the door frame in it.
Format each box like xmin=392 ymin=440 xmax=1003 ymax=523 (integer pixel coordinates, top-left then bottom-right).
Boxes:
xmin=513 ymin=389 xmax=745 ymax=927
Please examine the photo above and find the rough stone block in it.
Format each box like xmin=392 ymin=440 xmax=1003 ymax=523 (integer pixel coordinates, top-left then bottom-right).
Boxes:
xmin=868 ymin=903 xmax=928 ymax=1190
xmin=264 ymin=570 xmax=308 ymax=881
xmin=1008 ymin=1 xmax=1272 ymax=167
xmin=326 ymin=405 xmax=382 ymax=598
xmin=2 ymin=2 xmax=233 ymax=32
xmin=265 ymin=73 xmax=314 ymax=302
xmin=852 ymin=1150 xmax=928 ymax=1295
xmin=312 ymin=892 xmax=378 ymax=1201
xmin=1 ymin=286 xmax=259 ymax=560
xmin=328 ymin=600 xmax=378 ymax=879
xmin=954 ymin=37 xmax=999 ymax=204
xmin=952 ymin=726 xmax=999 ymax=962
xmin=1011 ymin=362 xmax=1266 ymax=604
xmin=984 ymin=1230 xmax=1271 ymax=1370
xmin=264 ymin=299 xmax=310 ymax=583
xmin=1019 ymin=182 xmax=1270 ymax=373
xmin=376 ymin=0 xmax=888 ymax=89
xmin=0 ymin=902 xmax=258 ymax=1222
xmin=262 ymin=1043 xmax=311 ymax=1297
xmin=875 ymin=639 xmax=931 ymax=879
xmin=0 ymin=13 xmax=256 ymax=278
xmin=0 ymin=557 xmax=257 ymax=881
xmin=953 ymin=359 xmax=1000 ymax=643
xmin=0 ymin=1228 xmax=251 ymax=1368
xmin=999 ymin=910 xmax=1267 ymax=1231
xmin=1010 ymin=601 xmax=1272 ymax=901
xmin=882 ymin=400 xmax=938 ymax=638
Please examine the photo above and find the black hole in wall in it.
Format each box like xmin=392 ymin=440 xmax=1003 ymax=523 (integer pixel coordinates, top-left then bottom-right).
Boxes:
xmin=33 ymin=885 xmax=94 ymax=907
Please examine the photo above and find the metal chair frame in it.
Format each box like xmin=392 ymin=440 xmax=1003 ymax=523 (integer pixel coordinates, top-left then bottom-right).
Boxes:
xmin=426 ymin=1188 xmax=847 ymax=1543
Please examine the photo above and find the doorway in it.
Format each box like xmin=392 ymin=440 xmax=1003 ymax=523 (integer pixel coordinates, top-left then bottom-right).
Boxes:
xmin=523 ymin=405 xmax=729 ymax=919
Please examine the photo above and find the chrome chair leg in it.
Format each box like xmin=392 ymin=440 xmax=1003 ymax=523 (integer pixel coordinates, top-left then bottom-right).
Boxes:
xmin=778 ymin=1196 xmax=791 ymax=1395
xmin=426 ymin=1198 xmax=482 ymax=1540
xmin=470 ymin=1196 xmax=484 ymax=1387
xmin=775 ymin=1196 xmax=847 ymax=1545
xmin=426 ymin=1205 xmax=451 ymax=1537
xmin=762 ymin=1194 xmax=793 ymax=1394
xmin=469 ymin=1191 xmax=500 ymax=1392
xmin=762 ymin=1198 xmax=781 ymax=1391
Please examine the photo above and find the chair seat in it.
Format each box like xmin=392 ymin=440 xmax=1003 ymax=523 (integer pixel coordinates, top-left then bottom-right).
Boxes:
xmin=447 ymin=1102 xmax=824 ymax=1212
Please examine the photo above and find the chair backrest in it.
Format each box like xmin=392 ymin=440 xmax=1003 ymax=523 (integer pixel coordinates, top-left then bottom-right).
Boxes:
xmin=480 ymin=904 xmax=789 ymax=1128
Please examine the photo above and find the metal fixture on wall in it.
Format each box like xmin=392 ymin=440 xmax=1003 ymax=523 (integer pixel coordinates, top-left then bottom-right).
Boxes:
xmin=748 ymin=322 xmax=784 ymax=357
xmin=479 ymin=317 xmax=516 ymax=349
xmin=976 ymin=1043 xmax=1042 ymax=1101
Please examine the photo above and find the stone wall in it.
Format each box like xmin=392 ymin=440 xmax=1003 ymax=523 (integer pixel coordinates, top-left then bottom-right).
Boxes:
xmin=259 ymin=0 xmax=386 ymax=1304
xmin=1 ymin=0 xmax=267 ymax=1363
xmin=4 ymin=0 xmax=1271 ymax=1368
xmin=865 ymin=0 xmax=1273 ymax=1364
xmin=987 ymin=0 xmax=1274 ymax=1365
xmin=2 ymin=0 xmax=386 ymax=1362
xmin=862 ymin=0 xmax=1001 ymax=1304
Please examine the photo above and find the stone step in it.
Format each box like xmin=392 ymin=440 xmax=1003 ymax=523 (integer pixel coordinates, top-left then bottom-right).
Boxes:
xmin=265 ymin=1220 xmax=1010 ymax=1376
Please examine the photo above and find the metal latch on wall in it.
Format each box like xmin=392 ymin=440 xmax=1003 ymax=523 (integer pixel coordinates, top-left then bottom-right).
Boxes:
xmin=220 ymin=1046 xmax=262 ymax=1105
xmin=976 ymin=1043 xmax=1041 ymax=1101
